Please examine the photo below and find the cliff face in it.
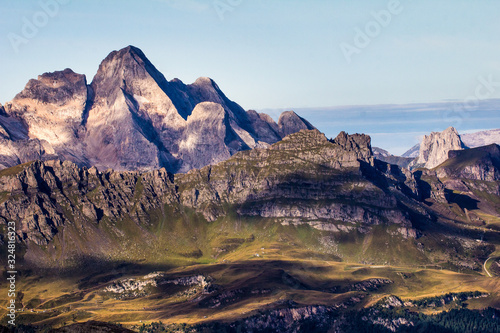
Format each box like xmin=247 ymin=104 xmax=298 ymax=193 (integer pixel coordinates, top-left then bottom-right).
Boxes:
xmin=177 ymin=130 xmax=403 ymax=227
xmin=0 ymin=46 xmax=315 ymax=173
xmin=411 ymin=127 xmax=466 ymax=169
xmin=0 ymin=69 xmax=89 ymax=169
xmin=0 ymin=129 xmax=498 ymax=277
xmin=0 ymin=130 xmax=423 ymax=267
xmin=436 ymin=144 xmax=500 ymax=181
xmin=0 ymin=159 xmax=176 ymax=247
xmin=402 ymin=128 xmax=500 ymax=161
xmin=83 ymin=45 xmax=182 ymax=171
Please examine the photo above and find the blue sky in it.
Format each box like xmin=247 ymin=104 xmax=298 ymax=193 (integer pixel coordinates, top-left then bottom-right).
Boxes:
xmin=1 ymin=0 xmax=500 ymax=154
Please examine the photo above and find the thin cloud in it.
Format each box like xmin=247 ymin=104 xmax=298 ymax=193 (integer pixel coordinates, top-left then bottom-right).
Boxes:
xmin=369 ymin=131 xmax=431 ymax=137
xmin=151 ymin=0 xmax=210 ymax=12
xmin=392 ymin=35 xmax=498 ymax=51
xmin=280 ymin=99 xmax=500 ymax=116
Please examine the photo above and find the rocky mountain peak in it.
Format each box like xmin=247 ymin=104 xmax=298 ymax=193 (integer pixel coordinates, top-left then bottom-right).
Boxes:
xmin=411 ymin=126 xmax=466 ymax=169
xmin=13 ymin=68 xmax=88 ymax=106
xmin=90 ymin=45 xmax=169 ymax=104
xmin=277 ymin=128 xmax=327 ymax=147
xmin=1 ymin=67 xmax=88 ymax=156
xmin=188 ymin=76 xmax=250 ymax=122
xmin=0 ymin=45 xmax=319 ymax=174
xmin=278 ymin=111 xmax=315 ymax=137
xmin=193 ymin=76 xmax=214 ymax=86
xmin=189 ymin=76 xmax=227 ymax=106
xmin=403 ymin=128 xmax=500 ymax=161
xmin=245 ymin=110 xmax=281 ymax=144
xmin=97 ymin=45 xmax=154 ymax=73
xmin=402 ymin=144 xmax=420 ymax=158
xmin=333 ymin=131 xmax=372 ymax=151
xmin=331 ymin=131 xmax=373 ymax=165
xmin=270 ymin=129 xmax=373 ymax=169
xmin=373 ymin=147 xmax=391 ymax=157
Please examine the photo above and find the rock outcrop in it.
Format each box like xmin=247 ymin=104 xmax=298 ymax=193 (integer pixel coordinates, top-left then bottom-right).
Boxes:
xmin=410 ymin=127 xmax=466 ymax=169
xmin=4 ymin=68 xmax=89 ymax=163
xmin=0 ymin=46 xmax=315 ymax=173
xmin=278 ymin=110 xmax=315 ymax=137
xmin=0 ymin=130 xmax=422 ymax=266
xmin=435 ymin=144 xmax=500 ymax=181
xmin=403 ymin=128 xmax=500 ymax=162
xmin=330 ymin=131 xmax=374 ymax=166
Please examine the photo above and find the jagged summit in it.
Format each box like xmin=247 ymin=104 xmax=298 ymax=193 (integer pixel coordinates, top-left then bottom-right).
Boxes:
xmin=93 ymin=45 xmax=168 ymax=90
xmin=403 ymin=128 xmax=500 ymax=160
xmin=14 ymin=68 xmax=88 ymax=105
xmin=97 ymin=45 xmax=158 ymax=75
xmin=278 ymin=110 xmax=315 ymax=137
xmin=90 ymin=45 xmax=169 ymax=106
xmin=0 ymin=45 xmax=316 ymax=173
xmin=410 ymin=126 xmax=466 ymax=169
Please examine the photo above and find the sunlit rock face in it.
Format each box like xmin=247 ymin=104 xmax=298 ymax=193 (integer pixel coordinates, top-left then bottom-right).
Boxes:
xmin=0 ymin=46 xmax=315 ymax=173
xmin=411 ymin=127 xmax=466 ymax=169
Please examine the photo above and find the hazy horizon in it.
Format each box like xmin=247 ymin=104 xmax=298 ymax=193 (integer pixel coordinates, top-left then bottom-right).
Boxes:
xmin=261 ymin=98 xmax=500 ymax=155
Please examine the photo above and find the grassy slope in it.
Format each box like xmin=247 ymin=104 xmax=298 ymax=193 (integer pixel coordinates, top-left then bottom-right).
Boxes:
xmin=0 ymin=205 xmax=499 ymax=328
xmin=1 ymin=256 xmax=498 ymax=328
xmin=0 ymin=140 xmax=499 ymax=328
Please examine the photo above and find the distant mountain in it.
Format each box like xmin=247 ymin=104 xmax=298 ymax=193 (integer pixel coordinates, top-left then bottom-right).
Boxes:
xmin=373 ymin=147 xmax=413 ymax=168
xmin=277 ymin=110 xmax=315 ymax=136
xmin=461 ymin=129 xmax=500 ymax=148
xmin=402 ymin=128 xmax=500 ymax=159
xmin=402 ymin=144 xmax=420 ymax=158
xmin=372 ymin=147 xmax=391 ymax=157
xmin=0 ymin=46 xmax=314 ymax=173
xmin=409 ymin=127 xmax=466 ymax=169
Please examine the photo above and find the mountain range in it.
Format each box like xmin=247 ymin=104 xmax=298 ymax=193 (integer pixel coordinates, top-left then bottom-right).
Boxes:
xmin=0 ymin=46 xmax=314 ymax=173
xmin=0 ymin=46 xmax=499 ymax=332
xmin=401 ymin=128 xmax=500 ymax=159
xmin=1 ymin=126 xmax=499 ymax=331
xmin=374 ymin=127 xmax=500 ymax=170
